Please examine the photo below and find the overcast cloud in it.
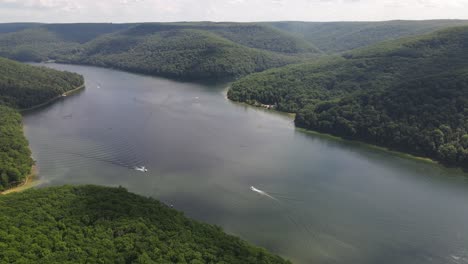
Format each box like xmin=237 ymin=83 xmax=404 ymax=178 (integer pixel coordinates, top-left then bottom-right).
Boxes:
xmin=1 ymin=0 xmax=468 ymax=23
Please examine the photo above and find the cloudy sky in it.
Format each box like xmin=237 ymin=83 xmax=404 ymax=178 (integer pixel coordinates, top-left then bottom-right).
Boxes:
xmin=1 ymin=0 xmax=468 ymax=23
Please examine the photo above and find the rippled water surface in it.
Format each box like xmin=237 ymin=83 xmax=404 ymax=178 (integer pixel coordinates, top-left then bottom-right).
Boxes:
xmin=24 ymin=63 xmax=468 ymax=264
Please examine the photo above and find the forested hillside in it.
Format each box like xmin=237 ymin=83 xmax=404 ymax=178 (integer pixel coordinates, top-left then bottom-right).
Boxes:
xmin=228 ymin=26 xmax=468 ymax=168
xmin=72 ymin=28 xmax=300 ymax=79
xmin=0 ymin=22 xmax=317 ymax=79
xmin=121 ymin=23 xmax=319 ymax=54
xmin=0 ymin=106 xmax=32 ymax=192
xmin=2 ymin=21 xmax=468 ymax=79
xmin=0 ymin=185 xmax=290 ymax=263
xmin=0 ymin=57 xmax=84 ymax=109
xmin=0 ymin=23 xmax=40 ymax=34
xmin=268 ymin=20 xmax=468 ymax=53
xmin=0 ymin=57 xmax=84 ymax=191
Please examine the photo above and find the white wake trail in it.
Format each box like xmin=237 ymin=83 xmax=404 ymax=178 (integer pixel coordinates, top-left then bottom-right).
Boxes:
xmin=250 ymin=186 xmax=279 ymax=201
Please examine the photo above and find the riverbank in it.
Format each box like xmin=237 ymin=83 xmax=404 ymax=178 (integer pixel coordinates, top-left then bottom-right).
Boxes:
xmin=19 ymin=84 xmax=85 ymax=113
xmin=3 ymin=83 xmax=84 ymax=194
xmin=296 ymin=128 xmax=440 ymax=165
xmin=1 ymin=165 xmax=39 ymax=195
xmin=226 ymin=95 xmax=447 ymax=168
xmin=224 ymin=87 xmax=296 ymax=119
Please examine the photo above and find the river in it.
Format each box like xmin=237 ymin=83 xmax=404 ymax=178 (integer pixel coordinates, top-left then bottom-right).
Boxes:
xmin=24 ymin=63 xmax=468 ymax=264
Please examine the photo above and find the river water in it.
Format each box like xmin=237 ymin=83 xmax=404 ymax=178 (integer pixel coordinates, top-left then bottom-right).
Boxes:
xmin=24 ymin=63 xmax=468 ymax=264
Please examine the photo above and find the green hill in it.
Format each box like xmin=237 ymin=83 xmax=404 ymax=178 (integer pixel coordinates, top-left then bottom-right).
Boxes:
xmin=228 ymin=26 xmax=468 ymax=168
xmin=0 ymin=57 xmax=84 ymax=109
xmin=0 ymin=185 xmax=290 ymax=264
xmin=0 ymin=22 xmax=316 ymax=79
xmin=71 ymin=28 xmax=300 ymax=79
xmin=0 ymin=57 xmax=84 ymax=191
xmin=0 ymin=23 xmax=40 ymax=34
xmin=267 ymin=20 xmax=468 ymax=53
xmin=3 ymin=21 xmax=468 ymax=79
xmin=0 ymin=27 xmax=79 ymax=62
xmin=122 ymin=22 xmax=319 ymax=54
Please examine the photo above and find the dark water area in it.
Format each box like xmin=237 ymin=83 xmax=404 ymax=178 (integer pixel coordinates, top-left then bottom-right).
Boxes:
xmin=24 ymin=63 xmax=468 ymax=264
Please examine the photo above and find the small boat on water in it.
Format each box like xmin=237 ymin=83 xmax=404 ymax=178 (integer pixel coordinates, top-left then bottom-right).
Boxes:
xmin=135 ymin=166 xmax=148 ymax=172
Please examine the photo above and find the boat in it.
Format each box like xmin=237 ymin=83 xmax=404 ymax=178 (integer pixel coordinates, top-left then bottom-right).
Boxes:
xmin=135 ymin=166 xmax=148 ymax=172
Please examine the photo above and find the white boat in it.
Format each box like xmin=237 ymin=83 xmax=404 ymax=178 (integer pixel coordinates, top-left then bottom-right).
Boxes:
xmin=135 ymin=166 xmax=148 ymax=172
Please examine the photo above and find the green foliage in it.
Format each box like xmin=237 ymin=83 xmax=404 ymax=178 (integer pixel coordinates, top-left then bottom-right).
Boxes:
xmin=42 ymin=23 xmax=134 ymax=43
xmin=267 ymin=20 xmax=468 ymax=53
xmin=229 ymin=26 xmax=468 ymax=168
xmin=0 ymin=106 xmax=32 ymax=192
xmin=0 ymin=185 xmax=290 ymax=264
xmin=0 ymin=57 xmax=84 ymax=109
xmin=0 ymin=57 xmax=84 ymax=189
xmin=0 ymin=23 xmax=40 ymax=34
xmin=73 ymin=29 xmax=300 ymax=79
xmin=0 ymin=22 xmax=317 ymax=80
xmin=0 ymin=28 xmax=79 ymax=62
xmin=122 ymin=22 xmax=319 ymax=54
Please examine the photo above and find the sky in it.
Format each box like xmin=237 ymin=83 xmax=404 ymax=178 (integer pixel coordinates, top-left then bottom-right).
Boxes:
xmin=1 ymin=0 xmax=468 ymax=23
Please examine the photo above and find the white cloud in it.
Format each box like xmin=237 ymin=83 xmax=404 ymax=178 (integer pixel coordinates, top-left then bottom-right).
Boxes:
xmin=0 ymin=0 xmax=467 ymax=22
xmin=2 ymin=0 xmax=81 ymax=10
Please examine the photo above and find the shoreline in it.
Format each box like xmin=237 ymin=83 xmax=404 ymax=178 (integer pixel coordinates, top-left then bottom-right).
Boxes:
xmin=2 ymin=83 xmax=84 ymax=194
xmin=19 ymin=84 xmax=85 ymax=113
xmin=1 ymin=165 xmax=39 ymax=195
xmin=296 ymin=128 xmax=440 ymax=165
xmin=223 ymin=88 xmax=296 ymax=119
xmin=226 ymin=96 xmax=454 ymax=169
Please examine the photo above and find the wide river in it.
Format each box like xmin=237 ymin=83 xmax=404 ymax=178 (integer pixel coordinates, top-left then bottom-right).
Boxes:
xmin=24 ymin=63 xmax=468 ymax=264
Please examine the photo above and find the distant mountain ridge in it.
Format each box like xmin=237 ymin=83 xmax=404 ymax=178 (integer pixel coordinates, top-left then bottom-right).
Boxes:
xmin=2 ymin=20 xmax=468 ymax=79
xmin=266 ymin=20 xmax=468 ymax=52
xmin=0 ymin=22 xmax=319 ymax=79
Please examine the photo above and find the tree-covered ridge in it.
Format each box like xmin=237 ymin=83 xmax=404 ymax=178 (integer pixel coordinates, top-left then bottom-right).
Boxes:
xmin=0 ymin=185 xmax=290 ymax=264
xmin=72 ymin=29 xmax=300 ymax=79
xmin=228 ymin=26 xmax=468 ymax=168
xmin=0 ymin=23 xmax=40 ymax=34
xmin=41 ymin=23 xmax=134 ymax=43
xmin=0 ymin=57 xmax=84 ymax=109
xmin=0 ymin=28 xmax=79 ymax=62
xmin=267 ymin=20 xmax=468 ymax=53
xmin=0 ymin=22 xmax=317 ymax=79
xmin=0 ymin=105 xmax=32 ymax=192
xmin=121 ymin=22 xmax=320 ymax=54
xmin=0 ymin=57 xmax=84 ymax=190
xmin=2 ymin=21 xmax=468 ymax=80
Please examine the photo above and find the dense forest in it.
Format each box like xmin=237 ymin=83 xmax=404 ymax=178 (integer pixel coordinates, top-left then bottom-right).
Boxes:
xmin=0 ymin=185 xmax=290 ymax=263
xmin=2 ymin=21 xmax=468 ymax=79
xmin=0 ymin=57 xmax=84 ymax=109
xmin=228 ymin=26 xmax=468 ymax=168
xmin=71 ymin=28 xmax=300 ymax=79
xmin=267 ymin=20 xmax=468 ymax=53
xmin=0 ymin=57 xmax=84 ymax=190
xmin=0 ymin=106 xmax=32 ymax=192
xmin=0 ymin=22 xmax=317 ymax=80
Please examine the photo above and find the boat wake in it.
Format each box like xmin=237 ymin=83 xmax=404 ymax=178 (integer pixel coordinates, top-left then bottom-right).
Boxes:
xmin=250 ymin=186 xmax=278 ymax=201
